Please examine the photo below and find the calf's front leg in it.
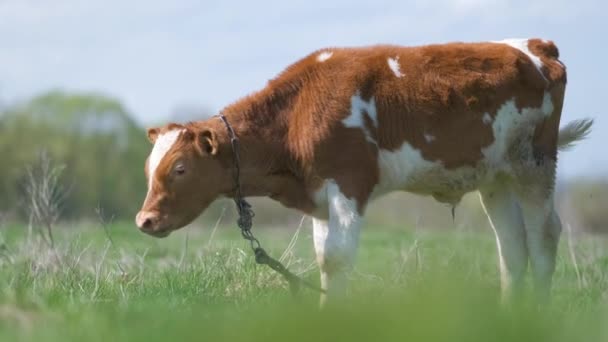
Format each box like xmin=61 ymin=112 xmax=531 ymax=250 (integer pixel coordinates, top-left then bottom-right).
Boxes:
xmin=312 ymin=181 xmax=363 ymax=306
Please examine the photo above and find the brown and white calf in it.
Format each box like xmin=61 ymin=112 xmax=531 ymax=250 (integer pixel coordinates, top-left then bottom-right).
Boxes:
xmin=136 ymin=38 xmax=592 ymax=303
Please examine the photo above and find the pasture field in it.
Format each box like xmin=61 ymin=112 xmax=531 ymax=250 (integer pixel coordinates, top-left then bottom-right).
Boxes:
xmin=0 ymin=219 xmax=607 ymax=341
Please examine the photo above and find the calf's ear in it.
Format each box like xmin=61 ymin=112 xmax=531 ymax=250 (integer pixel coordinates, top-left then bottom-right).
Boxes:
xmin=196 ymin=129 xmax=218 ymax=155
xmin=147 ymin=128 xmax=160 ymax=144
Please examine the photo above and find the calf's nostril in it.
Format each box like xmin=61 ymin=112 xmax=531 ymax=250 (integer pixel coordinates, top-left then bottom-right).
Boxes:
xmin=142 ymin=218 xmax=153 ymax=230
xmin=136 ymin=212 xmax=157 ymax=230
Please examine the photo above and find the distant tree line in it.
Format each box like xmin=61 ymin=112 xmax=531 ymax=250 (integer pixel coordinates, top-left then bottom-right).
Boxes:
xmin=0 ymin=91 xmax=149 ymax=220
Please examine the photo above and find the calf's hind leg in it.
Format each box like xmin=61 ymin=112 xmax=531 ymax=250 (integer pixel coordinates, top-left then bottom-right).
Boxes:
xmin=479 ymin=185 xmax=528 ymax=302
xmin=516 ymin=188 xmax=562 ymax=303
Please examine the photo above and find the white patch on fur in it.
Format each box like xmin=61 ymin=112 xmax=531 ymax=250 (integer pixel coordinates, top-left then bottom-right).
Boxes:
xmin=540 ymin=91 xmax=554 ymax=116
xmin=147 ymin=129 xmax=183 ymax=189
xmin=481 ymin=91 xmax=553 ymax=167
xmin=317 ymin=51 xmax=333 ymax=62
xmin=343 ymin=92 xmax=378 ymax=144
xmin=482 ymin=113 xmax=493 ymax=124
xmin=372 ymin=142 xmax=485 ymax=206
xmin=492 ymin=38 xmax=546 ymax=81
xmin=387 ymin=57 xmax=403 ymax=77
xmin=424 ymin=133 xmax=435 ymax=143
xmin=328 ymin=183 xmax=359 ymax=227
xmin=373 ymin=143 xmax=440 ymax=197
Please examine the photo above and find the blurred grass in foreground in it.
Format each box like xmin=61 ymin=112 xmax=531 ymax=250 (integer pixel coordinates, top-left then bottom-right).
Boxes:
xmin=0 ymin=221 xmax=606 ymax=341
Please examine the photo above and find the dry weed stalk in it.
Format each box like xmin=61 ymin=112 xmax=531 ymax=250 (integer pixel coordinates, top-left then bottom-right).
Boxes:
xmin=25 ymin=151 xmax=66 ymax=247
xmin=24 ymin=151 xmax=67 ymax=264
xmin=95 ymin=206 xmax=127 ymax=277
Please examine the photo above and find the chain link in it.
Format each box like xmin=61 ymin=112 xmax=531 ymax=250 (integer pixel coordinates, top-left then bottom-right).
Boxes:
xmin=217 ymin=114 xmax=326 ymax=296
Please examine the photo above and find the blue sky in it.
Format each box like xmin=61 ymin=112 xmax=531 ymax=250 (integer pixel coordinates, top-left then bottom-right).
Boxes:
xmin=0 ymin=0 xmax=606 ymax=178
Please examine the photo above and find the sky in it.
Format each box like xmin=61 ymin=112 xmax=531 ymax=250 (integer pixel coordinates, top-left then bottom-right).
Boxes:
xmin=0 ymin=0 xmax=606 ymax=179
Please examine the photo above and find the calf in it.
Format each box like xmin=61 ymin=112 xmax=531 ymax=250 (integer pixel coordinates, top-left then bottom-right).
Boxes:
xmin=136 ymin=38 xmax=592 ymax=304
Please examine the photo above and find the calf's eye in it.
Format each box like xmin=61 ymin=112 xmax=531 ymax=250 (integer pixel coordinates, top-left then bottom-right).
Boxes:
xmin=175 ymin=164 xmax=186 ymax=175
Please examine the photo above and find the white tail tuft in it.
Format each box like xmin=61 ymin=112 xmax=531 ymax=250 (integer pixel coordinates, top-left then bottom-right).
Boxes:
xmin=558 ymin=118 xmax=593 ymax=151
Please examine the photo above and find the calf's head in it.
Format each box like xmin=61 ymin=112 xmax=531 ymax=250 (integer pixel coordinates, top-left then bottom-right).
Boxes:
xmin=135 ymin=123 xmax=227 ymax=237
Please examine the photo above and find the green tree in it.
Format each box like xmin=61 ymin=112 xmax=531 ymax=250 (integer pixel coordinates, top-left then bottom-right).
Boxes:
xmin=0 ymin=90 xmax=149 ymax=220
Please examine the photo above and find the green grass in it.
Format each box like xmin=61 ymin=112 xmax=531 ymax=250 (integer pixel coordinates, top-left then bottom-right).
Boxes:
xmin=0 ymin=220 xmax=607 ymax=341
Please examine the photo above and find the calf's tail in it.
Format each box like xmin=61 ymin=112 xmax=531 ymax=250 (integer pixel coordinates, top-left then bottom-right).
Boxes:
xmin=557 ymin=118 xmax=594 ymax=151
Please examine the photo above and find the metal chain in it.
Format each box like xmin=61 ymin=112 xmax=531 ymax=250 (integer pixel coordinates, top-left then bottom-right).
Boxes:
xmin=217 ymin=114 xmax=325 ymax=296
